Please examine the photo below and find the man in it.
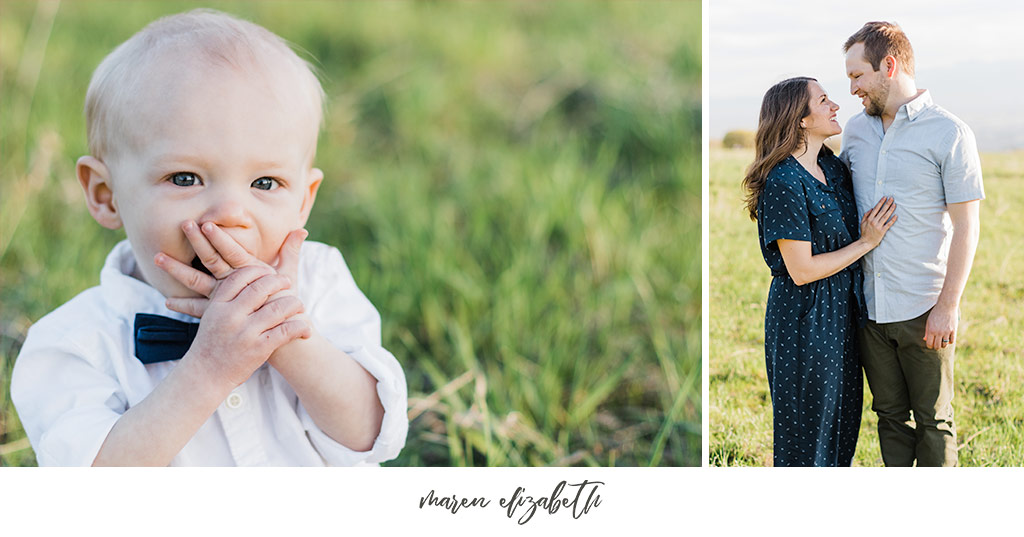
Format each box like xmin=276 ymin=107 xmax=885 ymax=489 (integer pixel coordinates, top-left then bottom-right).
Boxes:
xmin=840 ymin=21 xmax=984 ymax=467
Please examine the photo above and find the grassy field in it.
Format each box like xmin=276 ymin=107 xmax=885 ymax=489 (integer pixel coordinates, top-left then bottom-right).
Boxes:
xmin=710 ymin=145 xmax=1024 ymax=466
xmin=0 ymin=1 xmax=701 ymax=466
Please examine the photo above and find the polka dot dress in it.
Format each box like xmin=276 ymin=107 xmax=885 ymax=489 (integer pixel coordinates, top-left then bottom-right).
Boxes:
xmin=756 ymin=152 xmax=867 ymax=467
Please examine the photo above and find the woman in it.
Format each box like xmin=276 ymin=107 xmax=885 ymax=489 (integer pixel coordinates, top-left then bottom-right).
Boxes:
xmin=742 ymin=77 xmax=896 ymax=466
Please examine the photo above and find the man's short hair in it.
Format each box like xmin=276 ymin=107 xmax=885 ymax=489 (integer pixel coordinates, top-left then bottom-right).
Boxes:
xmin=843 ymin=21 xmax=915 ymax=78
xmin=85 ymin=8 xmax=325 ymax=161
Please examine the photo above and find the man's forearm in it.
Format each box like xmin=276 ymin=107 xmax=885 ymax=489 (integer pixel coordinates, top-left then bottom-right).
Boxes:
xmin=936 ymin=202 xmax=981 ymax=310
xmin=268 ymin=330 xmax=384 ymax=452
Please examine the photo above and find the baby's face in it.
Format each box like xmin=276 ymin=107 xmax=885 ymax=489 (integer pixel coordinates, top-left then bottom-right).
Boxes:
xmin=105 ymin=61 xmax=322 ymax=298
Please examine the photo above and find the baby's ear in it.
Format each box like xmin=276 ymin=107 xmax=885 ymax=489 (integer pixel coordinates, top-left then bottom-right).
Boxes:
xmin=77 ymin=156 xmax=122 ymax=230
xmin=298 ymin=167 xmax=323 ymax=227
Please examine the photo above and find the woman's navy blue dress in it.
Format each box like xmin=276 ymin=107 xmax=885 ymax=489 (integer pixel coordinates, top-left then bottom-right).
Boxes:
xmin=756 ymin=151 xmax=866 ymax=467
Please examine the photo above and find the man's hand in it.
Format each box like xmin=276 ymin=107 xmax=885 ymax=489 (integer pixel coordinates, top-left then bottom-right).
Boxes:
xmin=922 ymin=200 xmax=979 ymax=351
xmin=924 ymin=303 xmax=958 ymax=350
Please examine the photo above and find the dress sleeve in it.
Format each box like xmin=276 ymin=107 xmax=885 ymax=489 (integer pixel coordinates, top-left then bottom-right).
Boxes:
xmin=760 ymin=169 xmax=811 ymax=249
xmin=11 ymin=329 xmax=126 ymax=467
xmin=295 ymin=243 xmax=409 ymax=465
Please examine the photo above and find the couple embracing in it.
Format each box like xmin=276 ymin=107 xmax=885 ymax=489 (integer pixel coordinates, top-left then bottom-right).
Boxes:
xmin=743 ymin=22 xmax=984 ymax=467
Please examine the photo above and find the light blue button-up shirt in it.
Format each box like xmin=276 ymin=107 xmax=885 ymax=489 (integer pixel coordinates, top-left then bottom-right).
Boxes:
xmin=840 ymin=90 xmax=984 ymax=323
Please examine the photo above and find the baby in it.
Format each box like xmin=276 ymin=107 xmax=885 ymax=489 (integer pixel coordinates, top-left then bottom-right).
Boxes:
xmin=11 ymin=9 xmax=408 ymax=466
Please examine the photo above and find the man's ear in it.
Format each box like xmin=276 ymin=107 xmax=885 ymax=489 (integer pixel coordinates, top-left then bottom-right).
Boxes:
xmin=77 ymin=156 xmax=122 ymax=230
xmin=885 ymin=55 xmax=897 ymax=78
xmin=298 ymin=167 xmax=323 ymax=227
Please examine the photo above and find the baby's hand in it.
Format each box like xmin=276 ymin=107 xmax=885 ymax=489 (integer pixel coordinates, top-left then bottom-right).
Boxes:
xmin=184 ymin=265 xmax=311 ymax=387
xmin=155 ymin=221 xmax=307 ymax=319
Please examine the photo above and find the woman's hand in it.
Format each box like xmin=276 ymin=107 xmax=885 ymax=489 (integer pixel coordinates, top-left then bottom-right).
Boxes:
xmin=859 ymin=196 xmax=897 ymax=248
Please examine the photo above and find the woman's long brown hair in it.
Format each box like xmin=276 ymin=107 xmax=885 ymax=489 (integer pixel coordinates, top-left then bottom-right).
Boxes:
xmin=742 ymin=77 xmax=817 ymax=221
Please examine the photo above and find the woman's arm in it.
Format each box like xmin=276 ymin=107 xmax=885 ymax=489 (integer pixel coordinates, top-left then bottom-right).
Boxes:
xmin=777 ymin=238 xmax=873 ymax=285
xmin=777 ymin=196 xmax=896 ymax=286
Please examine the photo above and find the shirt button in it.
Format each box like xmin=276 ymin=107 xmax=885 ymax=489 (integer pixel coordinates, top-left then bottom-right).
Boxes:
xmin=226 ymin=392 xmax=243 ymax=409
xmin=877 ymin=180 xmax=882 ymax=185
xmin=881 ymin=150 xmax=887 ymax=155
xmin=876 ymin=273 xmax=881 ymax=278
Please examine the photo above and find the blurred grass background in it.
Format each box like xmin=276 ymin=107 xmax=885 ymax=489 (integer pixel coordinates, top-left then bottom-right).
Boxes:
xmin=710 ymin=145 xmax=1024 ymax=466
xmin=0 ymin=0 xmax=701 ymax=466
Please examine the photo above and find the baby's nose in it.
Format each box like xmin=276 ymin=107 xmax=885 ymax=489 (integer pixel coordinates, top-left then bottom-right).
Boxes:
xmin=199 ymin=199 xmax=250 ymax=229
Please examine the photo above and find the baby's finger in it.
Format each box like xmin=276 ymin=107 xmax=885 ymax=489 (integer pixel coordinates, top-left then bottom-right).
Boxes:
xmin=250 ymin=295 xmax=305 ymax=330
xmin=212 ymin=265 xmax=278 ymax=303
xmin=234 ymin=273 xmax=293 ymax=313
xmin=155 ymin=252 xmax=216 ymax=296
xmin=165 ymin=297 xmax=210 ymax=318
xmin=259 ymin=319 xmax=313 ymax=353
xmin=183 ymin=220 xmax=233 ymax=279
xmin=202 ymin=222 xmax=260 ymax=269
xmin=275 ymin=229 xmax=307 ymax=282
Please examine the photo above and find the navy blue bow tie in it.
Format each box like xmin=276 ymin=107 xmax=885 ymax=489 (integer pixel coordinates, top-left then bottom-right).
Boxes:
xmin=134 ymin=313 xmax=199 ymax=364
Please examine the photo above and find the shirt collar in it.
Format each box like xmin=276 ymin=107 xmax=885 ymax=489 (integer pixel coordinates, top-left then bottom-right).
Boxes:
xmin=901 ymin=89 xmax=932 ymax=122
xmin=100 ymin=240 xmax=199 ymax=322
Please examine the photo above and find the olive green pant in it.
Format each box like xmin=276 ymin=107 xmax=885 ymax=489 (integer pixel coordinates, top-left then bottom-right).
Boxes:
xmin=860 ymin=308 xmax=957 ymax=467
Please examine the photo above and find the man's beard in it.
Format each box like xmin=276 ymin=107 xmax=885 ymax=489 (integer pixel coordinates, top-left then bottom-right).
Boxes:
xmin=864 ymin=78 xmax=890 ymax=117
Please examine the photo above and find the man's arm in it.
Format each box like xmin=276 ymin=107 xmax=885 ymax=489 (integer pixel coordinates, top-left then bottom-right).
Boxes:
xmin=923 ymin=200 xmax=981 ymax=350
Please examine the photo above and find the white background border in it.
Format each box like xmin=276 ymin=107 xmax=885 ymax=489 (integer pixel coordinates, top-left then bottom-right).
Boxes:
xmin=4 ymin=1 xmax=1021 ymax=534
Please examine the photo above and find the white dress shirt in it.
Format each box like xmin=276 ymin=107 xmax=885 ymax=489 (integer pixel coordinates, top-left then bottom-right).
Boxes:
xmin=12 ymin=240 xmax=408 ymax=466
xmin=840 ymin=90 xmax=985 ymax=323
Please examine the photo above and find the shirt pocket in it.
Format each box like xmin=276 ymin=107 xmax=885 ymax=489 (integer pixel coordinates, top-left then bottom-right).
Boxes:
xmin=806 ymin=196 xmax=846 ymax=252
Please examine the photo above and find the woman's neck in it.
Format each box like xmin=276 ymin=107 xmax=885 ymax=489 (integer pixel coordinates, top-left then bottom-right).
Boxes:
xmin=792 ymin=137 xmax=826 ymax=183
xmin=792 ymin=138 xmax=823 ymax=169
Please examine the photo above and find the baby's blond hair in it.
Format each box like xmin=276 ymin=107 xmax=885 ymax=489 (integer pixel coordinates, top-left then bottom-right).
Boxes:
xmin=85 ymin=8 xmax=325 ymax=161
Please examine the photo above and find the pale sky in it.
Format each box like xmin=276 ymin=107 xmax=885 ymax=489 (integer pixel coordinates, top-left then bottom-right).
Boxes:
xmin=710 ymin=0 xmax=1024 ymax=151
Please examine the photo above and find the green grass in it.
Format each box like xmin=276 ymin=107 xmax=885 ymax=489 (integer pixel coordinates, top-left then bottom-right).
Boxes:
xmin=710 ymin=146 xmax=1024 ymax=466
xmin=0 ymin=1 xmax=701 ymax=466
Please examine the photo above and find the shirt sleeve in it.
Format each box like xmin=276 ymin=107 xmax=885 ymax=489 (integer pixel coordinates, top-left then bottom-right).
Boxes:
xmin=839 ymin=146 xmax=851 ymax=169
xmin=940 ymin=124 xmax=985 ymax=204
xmin=296 ymin=243 xmax=409 ymax=465
xmin=760 ymin=170 xmax=811 ymax=249
xmin=11 ymin=328 xmax=126 ymax=467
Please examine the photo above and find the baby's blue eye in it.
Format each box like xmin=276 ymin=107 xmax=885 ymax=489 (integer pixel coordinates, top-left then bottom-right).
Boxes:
xmin=252 ymin=177 xmax=280 ymax=191
xmin=169 ymin=172 xmax=201 ymax=187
